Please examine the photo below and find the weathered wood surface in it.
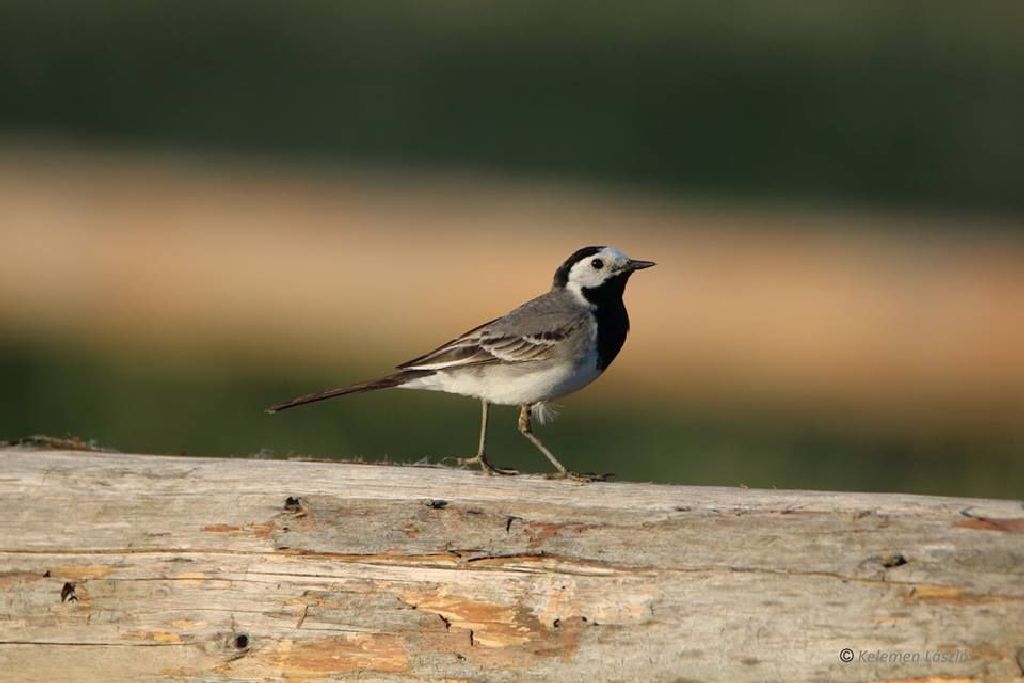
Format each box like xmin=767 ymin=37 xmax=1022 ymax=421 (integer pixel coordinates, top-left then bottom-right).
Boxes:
xmin=0 ymin=448 xmax=1022 ymax=683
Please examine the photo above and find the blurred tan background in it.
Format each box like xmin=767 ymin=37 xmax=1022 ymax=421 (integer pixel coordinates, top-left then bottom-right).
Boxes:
xmin=1 ymin=2 xmax=1022 ymax=497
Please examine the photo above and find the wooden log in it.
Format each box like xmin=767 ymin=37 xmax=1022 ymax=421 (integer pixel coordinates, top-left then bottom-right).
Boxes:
xmin=0 ymin=448 xmax=1021 ymax=682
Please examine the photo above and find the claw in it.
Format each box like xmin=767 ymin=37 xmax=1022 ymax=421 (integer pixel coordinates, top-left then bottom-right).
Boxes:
xmin=544 ymin=470 xmax=611 ymax=483
xmin=457 ymin=454 xmax=519 ymax=476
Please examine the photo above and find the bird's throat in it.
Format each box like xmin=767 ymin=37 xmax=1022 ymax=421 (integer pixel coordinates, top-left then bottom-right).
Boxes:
xmin=581 ymin=274 xmax=631 ymax=371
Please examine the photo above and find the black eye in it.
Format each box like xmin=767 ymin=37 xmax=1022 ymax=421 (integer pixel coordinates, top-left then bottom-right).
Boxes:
xmin=590 ymin=259 xmax=604 ymax=269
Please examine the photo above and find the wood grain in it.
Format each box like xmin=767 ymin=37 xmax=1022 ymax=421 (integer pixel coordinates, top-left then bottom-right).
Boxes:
xmin=0 ymin=448 xmax=1022 ymax=682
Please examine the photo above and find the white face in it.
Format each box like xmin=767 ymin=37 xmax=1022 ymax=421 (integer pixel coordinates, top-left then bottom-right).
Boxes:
xmin=565 ymin=246 xmax=632 ymax=293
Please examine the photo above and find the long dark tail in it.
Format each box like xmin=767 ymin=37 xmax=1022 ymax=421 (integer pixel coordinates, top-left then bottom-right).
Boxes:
xmin=265 ymin=370 xmax=433 ymax=414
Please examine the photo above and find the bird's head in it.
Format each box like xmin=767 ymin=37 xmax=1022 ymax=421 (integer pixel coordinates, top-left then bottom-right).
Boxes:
xmin=552 ymin=246 xmax=655 ymax=304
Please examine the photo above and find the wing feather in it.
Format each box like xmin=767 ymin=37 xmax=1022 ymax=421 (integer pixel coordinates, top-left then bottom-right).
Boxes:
xmin=396 ymin=317 xmax=577 ymax=371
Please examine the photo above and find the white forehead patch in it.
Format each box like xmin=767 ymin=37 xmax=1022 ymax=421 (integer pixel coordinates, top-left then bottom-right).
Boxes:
xmin=597 ymin=246 xmax=628 ymax=262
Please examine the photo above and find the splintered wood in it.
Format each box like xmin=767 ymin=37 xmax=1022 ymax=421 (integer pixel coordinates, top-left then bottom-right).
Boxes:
xmin=0 ymin=449 xmax=1021 ymax=682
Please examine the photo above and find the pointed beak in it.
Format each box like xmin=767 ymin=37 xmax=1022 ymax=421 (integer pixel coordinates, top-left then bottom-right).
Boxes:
xmin=625 ymin=259 xmax=656 ymax=271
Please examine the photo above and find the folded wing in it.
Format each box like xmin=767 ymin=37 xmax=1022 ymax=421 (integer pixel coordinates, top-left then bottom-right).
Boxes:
xmin=397 ymin=320 xmax=577 ymax=371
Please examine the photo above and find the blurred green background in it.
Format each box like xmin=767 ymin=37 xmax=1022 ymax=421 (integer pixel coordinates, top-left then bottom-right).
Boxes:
xmin=3 ymin=1 xmax=1024 ymax=213
xmin=1 ymin=2 xmax=1022 ymax=498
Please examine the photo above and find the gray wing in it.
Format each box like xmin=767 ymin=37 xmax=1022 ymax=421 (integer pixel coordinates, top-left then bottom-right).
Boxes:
xmin=396 ymin=291 xmax=586 ymax=371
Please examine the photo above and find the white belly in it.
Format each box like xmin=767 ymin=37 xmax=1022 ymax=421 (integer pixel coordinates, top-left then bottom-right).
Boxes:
xmin=400 ymin=357 xmax=603 ymax=405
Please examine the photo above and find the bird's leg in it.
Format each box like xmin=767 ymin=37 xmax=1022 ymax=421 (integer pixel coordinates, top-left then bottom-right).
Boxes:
xmin=518 ymin=405 xmax=606 ymax=482
xmin=517 ymin=405 xmax=569 ymax=476
xmin=457 ymin=401 xmax=518 ymax=475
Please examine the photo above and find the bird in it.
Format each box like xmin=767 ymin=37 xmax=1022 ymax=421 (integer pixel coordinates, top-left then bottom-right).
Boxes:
xmin=266 ymin=246 xmax=655 ymax=481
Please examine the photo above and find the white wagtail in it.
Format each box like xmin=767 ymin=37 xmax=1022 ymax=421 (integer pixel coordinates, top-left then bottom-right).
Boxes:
xmin=267 ymin=246 xmax=654 ymax=480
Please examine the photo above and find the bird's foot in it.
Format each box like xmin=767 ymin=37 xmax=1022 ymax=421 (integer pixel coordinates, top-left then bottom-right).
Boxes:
xmin=456 ymin=454 xmax=519 ymax=476
xmin=544 ymin=470 xmax=612 ymax=483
